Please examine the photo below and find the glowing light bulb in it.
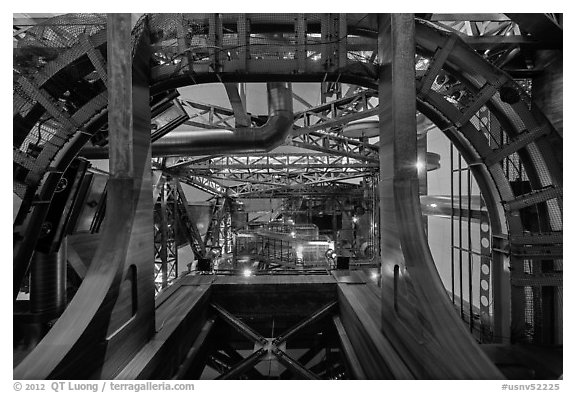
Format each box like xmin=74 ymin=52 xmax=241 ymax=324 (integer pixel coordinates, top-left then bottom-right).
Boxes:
xmin=416 ymin=161 xmax=425 ymax=171
xmin=430 ymin=203 xmax=438 ymax=208
xmin=243 ymin=269 xmax=252 ymax=277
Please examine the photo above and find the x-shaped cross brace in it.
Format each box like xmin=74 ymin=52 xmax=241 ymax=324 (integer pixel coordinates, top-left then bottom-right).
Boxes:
xmin=211 ymin=301 xmax=338 ymax=380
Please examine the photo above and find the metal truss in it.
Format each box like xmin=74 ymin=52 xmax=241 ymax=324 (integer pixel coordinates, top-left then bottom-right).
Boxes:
xmin=153 ymin=178 xmax=179 ymax=293
xmin=165 ymin=153 xmax=377 ymax=199
xmin=420 ymin=13 xmax=562 ymax=73
xmin=290 ymin=131 xmax=379 ymax=163
xmin=179 ymin=99 xmax=265 ymax=130
xmin=183 ymin=153 xmax=376 ymax=171
xmin=422 ymin=13 xmax=561 ymax=48
xmin=209 ymin=302 xmax=339 ymax=380
xmin=176 ymin=174 xmax=229 ymax=197
xmin=174 ymin=181 xmax=206 ymax=259
xmin=165 ymin=155 xmax=221 ymax=171
xmin=186 ymin=154 xmax=377 ymax=184
xmin=228 ymin=173 xmax=367 ymax=198
xmin=154 ymin=171 xmax=232 ymax=256
xmin=160 ymin=87 xmax=381 ymax=199
xmin=244 ymin=183 xmax=363 ymax=199
xmin=204 ymin=197 xmax=233 ymax=254
xmin=292 ymin=88 xmax=379 ymax=134
xmin=172 ymin=87 xmax=380 ymax=163
xmin=425 ymin=14 xmax=521 ymax=39
xmin=179 ymin=84 xmax=378 ymax=135
xmin=225 ymin=171 xmax=368 ymax=190
xmin=167 ymin=169 xmax=370 ymax=198
xmin=178 ymin=178 xmax=363 ymax=199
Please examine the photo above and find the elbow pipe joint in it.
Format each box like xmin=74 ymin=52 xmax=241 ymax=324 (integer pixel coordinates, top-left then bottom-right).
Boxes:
xmin=80 ymin=82 xmax=293 ymax=159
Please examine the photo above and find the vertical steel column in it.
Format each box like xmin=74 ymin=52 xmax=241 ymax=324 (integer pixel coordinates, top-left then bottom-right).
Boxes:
xmin=320 ymin=14 xmax=331 ymax=105
xmin=108 ymin=16 xmax=134 ymax=178
xmin=376 ymin=16 xmax=503 ymax=379
xmin=337 ymin=14 xmax=347 ymax=71
xmin=160 ymin=186 xmax=169 ymax=289
xmin=14 ymin=14 xmax=155 ymax=380
xmin=104 ymin=12 xmax=155 ymax=375
xmin=373 ymin=175 xmax=380 ymax=262
xmin=378 ymin=13 xmax=415 ymax=313
xmin=219 ymin=209 xmax=232 ymax=254
xmin=237 ymin=14 xmax=249 ymax=72
xmin=154 ymin=178 xmax=179 ymax=291
xmin=320 ymin=14 xmax=330 ymax=70
xmin=295 ymin=14 xmax=307 ymax=73
xmin=208 ymin=14 xmax=222 ymax=72
xmin=467 ymin=166 xmax=473 ymax=331
xmin=458 ymin=152 xmax=464 ymax=318
xmin=450 ymin=143 xmax=455 ymax=303
xmin=167 ymin=180 xmax=179 ymax=281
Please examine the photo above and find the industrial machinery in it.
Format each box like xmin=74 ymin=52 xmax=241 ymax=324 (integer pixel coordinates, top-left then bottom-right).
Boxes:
xmin=13 ymin=13 xmax=562 ymax=380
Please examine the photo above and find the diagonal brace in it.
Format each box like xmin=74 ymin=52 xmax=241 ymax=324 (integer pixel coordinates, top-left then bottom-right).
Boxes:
xmin=215 ymin=348 xmax=268 ymax=380
xmin=211 ymin=303 xmax=268 ymax=345
xmin=273 ymin=301 xmax=337 ymax=345
xmin=272 ymin=348 xmax=321 ymax=380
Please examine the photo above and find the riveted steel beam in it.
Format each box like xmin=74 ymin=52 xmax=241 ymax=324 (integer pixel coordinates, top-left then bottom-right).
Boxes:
xmin=503 ymin=186 xmax=562 ymax=211
xmin=484 ymin=127 xmax=549 ymax=167
xmin=18 ymin=77 xmax=78 ymax=130
xmin=417 ymin=34 xmax=458 ymax=96
xmin=79 ymin=34 xmax=108 ymax=88
xmin=454 ymin=75 xmax=507 ymax=127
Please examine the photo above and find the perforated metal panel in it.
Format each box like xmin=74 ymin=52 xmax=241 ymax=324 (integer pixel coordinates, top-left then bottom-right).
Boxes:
xmin=13 ymin=14 xmax=109 ymax=199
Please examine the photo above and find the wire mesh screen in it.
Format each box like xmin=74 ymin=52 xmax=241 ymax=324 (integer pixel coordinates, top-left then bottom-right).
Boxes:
xmin=522 ymin=286 xmax=536 ymax=343
xmin=13 ymin=14 xmax=152 ymax=199
xmin=146 ymin=13 xmax=378 ymax=84
xmin=13 ymin=14 xmax=109 ymax=199
xmin=14 ymin=14 xmax=106 ymax=77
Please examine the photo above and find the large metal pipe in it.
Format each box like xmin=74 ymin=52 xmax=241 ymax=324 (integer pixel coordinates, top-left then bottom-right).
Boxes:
xmin=80 ymin=82 xmax=293 ymax=158
xmin=30 ymin=239 xmax=67 ymax=317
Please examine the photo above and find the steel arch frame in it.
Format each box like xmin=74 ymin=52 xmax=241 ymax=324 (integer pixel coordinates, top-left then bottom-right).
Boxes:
xmin=12 ymin=13 xmax=562 ymax=377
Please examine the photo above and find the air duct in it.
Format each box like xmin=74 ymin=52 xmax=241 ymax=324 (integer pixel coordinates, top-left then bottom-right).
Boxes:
xmin=80 ymin=82 xmax=293 ymax=158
